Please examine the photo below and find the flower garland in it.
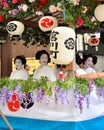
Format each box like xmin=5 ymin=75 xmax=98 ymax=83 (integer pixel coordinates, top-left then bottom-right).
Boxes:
xmin=94 ymin=78 xmax=104 ymax=98
xmin=0 ymin=0 xmax=102 ymax=45
xmin=0 ymin=0 xmax=60 ymax=20
xmin=65 ymin=0 xmax=100 ymax=29
xmin=0 ymin=77 xmax=103 ymax=112
xmin=0 ymin=0 xmax=101 ymax=28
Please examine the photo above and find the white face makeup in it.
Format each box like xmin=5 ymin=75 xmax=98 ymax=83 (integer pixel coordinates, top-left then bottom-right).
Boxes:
xmin=40 ymin=54 xmax=48 ymax=66
xmin=15 ymin=59 xmax=23 ymax=70
xmin=84 ymin=57 xmax=93 ymax=68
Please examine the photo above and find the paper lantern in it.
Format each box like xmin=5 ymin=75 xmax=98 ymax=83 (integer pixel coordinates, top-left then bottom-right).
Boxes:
xmin=50 ymin=26 xmax=75 ymax=65
xmin=77 ymin=34 xmax=83 ymax=52
xmin=38 ymin=16 xmax=58 ymax=32
xmin=6 ymin=21 xmax=25 ymax=35
xmin=94 ymin=4 xmax=104 ymax=22
xmin=84 ymin=33 xmax=91 ymax=44
xmin=88 ymin=37 xmax=99 ymax=46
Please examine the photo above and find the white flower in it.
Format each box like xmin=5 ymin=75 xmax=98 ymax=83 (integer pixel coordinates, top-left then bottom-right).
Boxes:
xmin=56 ymin=3 xmax=62 ymax=11
xmin=36 ymin=11 xmax=44 ymax=16
xmin=28 ymin=0 xmax=35 ymax=3
xmin=49 ymin=3 xmax=62 ymax=13
xmin=49 ymin=5 xmax=57 ymax=13
xmin=91 ymin=16 xmax=96 ymax=22
xmin=73 ymin=0 xmax=80 ymax=5
xmin=8 ymin=10 xmax=12 ymax=14
xmin=22 ymin=4 xmax=28 ymax=12
xmin=82 ymin=6 xmax=87 ymax=13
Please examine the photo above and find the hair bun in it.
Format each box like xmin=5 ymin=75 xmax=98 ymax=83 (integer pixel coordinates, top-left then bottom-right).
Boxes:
xmin=14 ymin=55 xmax=26 ymax=65
xmin=35 ymin=50 xmax=50 ymax=63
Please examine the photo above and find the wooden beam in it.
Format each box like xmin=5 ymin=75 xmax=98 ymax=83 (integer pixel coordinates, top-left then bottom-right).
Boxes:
xmin=1 ymin=42 xmax=12 ymax=78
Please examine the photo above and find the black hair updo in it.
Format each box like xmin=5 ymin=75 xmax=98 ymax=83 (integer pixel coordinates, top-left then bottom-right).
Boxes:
xmin=35 ymin=50 xmax=50 ymax=63
xmin=14 ymin=55 xmax=26 ymax=65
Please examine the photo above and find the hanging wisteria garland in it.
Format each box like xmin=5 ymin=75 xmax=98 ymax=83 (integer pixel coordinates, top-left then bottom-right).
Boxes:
xmin=94 ymin=78 xmax=104 ymax=98
xmin=0 ymin=77 xmax=104 ymax=112
xmin=74 ymin=78 xmax=91 ymax=113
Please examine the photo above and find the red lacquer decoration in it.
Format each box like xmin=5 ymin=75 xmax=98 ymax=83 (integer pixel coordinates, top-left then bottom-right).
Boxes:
xmin=7 ymin=93 xmax=20 ymax=112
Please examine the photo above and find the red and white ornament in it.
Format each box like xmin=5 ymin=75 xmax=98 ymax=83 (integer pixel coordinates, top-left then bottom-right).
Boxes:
xmin=38 ymin=16 xmax=58 ymax=32
xmin=88 ymin=37 xmax=99 ymax=46
xmin=58 ymin=69 xmax=64 ymax=79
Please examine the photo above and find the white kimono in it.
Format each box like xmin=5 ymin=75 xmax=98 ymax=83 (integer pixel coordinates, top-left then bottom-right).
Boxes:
xmin=9 ymin=69 xmax=29 ymax=80
xmin=33 ymin=65 xmax=56 ymax=82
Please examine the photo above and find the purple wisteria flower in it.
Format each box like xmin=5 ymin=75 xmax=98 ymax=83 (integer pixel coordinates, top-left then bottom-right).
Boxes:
xmin=0 ymin=86 xmax=9 ymax=106
xmin=54 ymin=86 xmax=70 ymax=104
xmin=36 ymin=87 xmax=45 ymax=102
xmin=88 ymin=79 xmax=94 ymax=93
xmin=74 ymin=91 xmax=90 ymax=113
xmin=96 ymin=87 xmax=104 ymax=98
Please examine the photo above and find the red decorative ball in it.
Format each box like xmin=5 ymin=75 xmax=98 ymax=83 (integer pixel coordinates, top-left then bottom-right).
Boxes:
xmin=0 ymin=14 xmax=5 ymax=22
xmin=40 ymin=0 xmax=48 ymax=4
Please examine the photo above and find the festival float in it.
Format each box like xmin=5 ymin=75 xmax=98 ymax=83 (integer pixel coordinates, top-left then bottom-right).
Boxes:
xmin=0 ymin=0 xmax=104 ymax=130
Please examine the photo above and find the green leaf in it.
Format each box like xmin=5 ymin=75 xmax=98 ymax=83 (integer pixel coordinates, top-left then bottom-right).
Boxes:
xmin=20 ymin=77 xmax=38 ymax=93
xmin=75 ymin=78 xmax=89 ymax=94
xmin=94 ymin=78 xmax=104 ymax=88
xmin=0 ymin=78 xmax=9 ymax=88
xmin=7 ymin=79 xmax=20 ymax=89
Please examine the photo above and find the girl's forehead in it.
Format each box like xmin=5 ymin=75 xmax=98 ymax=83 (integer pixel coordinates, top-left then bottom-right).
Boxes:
xmin=15 ymin=59 xmax=22 ymax=62
xmin=87 ymin=57 xmax=92 ymax=59
xmin=86 ymin=57 xmax=93 ymax=61
xmin=41 ymin=54 xmax=48 ymax=57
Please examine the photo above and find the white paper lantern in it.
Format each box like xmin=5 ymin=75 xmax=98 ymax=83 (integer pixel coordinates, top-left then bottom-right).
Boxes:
xmin=6 ymin=21 xmax=25 ymax=35
xmin=84 ymin=33 xmax=91 ymax=44
xmin=94 ymin=4 xmax=104 ymax=22
xmin=88 ymin=37 xmax=99 ymax=46
xmin=50 ymin=26 xmax=76 ymax=65
xmin=38 ymin=16 xmax=58 ymax=32
xmin=77 ymin=34 xmax=83 ymax=52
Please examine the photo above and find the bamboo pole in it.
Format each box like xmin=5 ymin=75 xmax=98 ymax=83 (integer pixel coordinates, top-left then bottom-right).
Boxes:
xmin=0 ymin=110 xmax=13 ymax=130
